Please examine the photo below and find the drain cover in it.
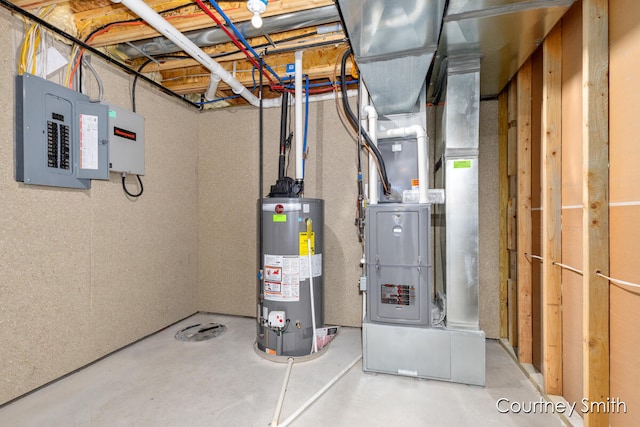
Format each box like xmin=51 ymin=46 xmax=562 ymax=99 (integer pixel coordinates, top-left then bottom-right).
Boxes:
xmin=175 ymin=322 xmax=227 ymax=342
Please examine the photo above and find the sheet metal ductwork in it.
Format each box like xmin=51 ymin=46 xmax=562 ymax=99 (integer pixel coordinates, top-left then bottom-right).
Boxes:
xmin=116 ymin=5 xmax=341 ymax=58
xmin=337 ymin=0 xmax=446 ymax=116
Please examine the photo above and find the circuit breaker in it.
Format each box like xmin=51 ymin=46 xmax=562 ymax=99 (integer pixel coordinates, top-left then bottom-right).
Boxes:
xmin=15 ymin=73 xmax=109 ymax=189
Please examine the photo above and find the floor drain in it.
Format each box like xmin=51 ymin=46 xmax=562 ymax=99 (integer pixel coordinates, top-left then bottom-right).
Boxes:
xmin=175 ymin=322 xmax=227 ymax=342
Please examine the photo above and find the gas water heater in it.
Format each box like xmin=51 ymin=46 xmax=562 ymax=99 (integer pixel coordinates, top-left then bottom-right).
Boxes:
xmin=256 ymin=198 xmax=324 ymax=357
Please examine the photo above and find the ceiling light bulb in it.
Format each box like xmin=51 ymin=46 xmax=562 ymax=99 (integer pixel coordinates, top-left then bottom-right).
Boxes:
xmin=251 ymin=11 xmax=263 ymax=28
xmin=247 ymin=0 xmax=267 ymax=28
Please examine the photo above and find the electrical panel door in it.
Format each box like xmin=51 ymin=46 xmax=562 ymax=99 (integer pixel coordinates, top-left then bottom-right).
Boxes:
xmin=15 ymin=73 xmax=109 ymax=189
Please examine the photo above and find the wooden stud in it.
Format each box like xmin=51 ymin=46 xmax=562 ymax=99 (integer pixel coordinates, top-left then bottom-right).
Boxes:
xmin=582 ymin=0 xmax=610 ymax=426
xmin=541 ymin=24 xmax=563 ymax=396
xmin=508 ymin=278 xmax=518 ymax=347
xmin=517 ymin=58 xmax=533 ymax=364
xmin=499 ymin=89 xmax=509 ymax=338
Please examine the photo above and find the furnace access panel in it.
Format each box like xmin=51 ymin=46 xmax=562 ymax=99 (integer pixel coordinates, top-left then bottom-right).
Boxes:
xmin=15 ymin=73 xmax=109 ymax=189
xmin=366 ymin=204 xmax=431 ymax=326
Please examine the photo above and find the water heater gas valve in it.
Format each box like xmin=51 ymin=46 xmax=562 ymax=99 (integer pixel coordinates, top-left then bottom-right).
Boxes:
xmin=268 ymin=311 xmax=286 ymax=328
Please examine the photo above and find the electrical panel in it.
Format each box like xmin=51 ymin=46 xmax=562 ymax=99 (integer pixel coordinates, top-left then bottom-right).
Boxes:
xmin=15 ymin=73 xmax=109 ymax=189
xmin=106 ymin=103 xmax=145 ymax=175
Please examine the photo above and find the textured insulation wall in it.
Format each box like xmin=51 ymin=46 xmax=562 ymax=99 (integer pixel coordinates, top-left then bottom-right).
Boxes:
xmin=0 ymin=9 xmax=199 ymax=405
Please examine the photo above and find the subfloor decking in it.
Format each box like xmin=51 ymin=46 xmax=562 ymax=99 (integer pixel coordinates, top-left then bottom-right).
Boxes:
xmin=0 ymin=313 xmax=565 ymax=426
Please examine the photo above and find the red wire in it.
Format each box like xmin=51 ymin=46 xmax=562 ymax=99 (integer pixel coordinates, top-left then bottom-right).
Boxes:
xmin=193 ymin=0 xmax=276 ymax=86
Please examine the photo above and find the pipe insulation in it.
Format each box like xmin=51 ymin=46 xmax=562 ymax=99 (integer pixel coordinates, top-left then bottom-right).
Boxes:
xmin=380 ymin=125 xmax=428 ymax=203
xmin=111 ymin=0 xmax=281 ymax=108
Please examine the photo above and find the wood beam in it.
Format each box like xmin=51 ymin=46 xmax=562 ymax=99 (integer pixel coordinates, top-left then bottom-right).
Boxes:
xmin=582 ymin=0 xmax=610 ymax=425
xmin=541 ymin=24 xmax=563 ymax=396
xmin=81 ymin=0 xmax=336 ymax=46
xmin=160 ymin=44 xmax=351 ymax=95
xmin=517 ymin=58 xmax=533 ymax=364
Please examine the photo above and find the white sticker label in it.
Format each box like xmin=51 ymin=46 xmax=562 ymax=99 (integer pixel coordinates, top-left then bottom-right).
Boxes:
xmin=79 ymin=114 xmax=99 ymax=170
xmin=264 ymin=255 xmax=300 ymax=302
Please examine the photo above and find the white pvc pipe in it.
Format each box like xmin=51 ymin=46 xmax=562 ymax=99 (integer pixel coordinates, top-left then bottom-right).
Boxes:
xmin=363 ymin=104 xmax=378 ymax=205
xmin=204 ymin=73 xmax=221 ymax=101
xmin=271 ymin=357 xmax=294 ymax=427
xmin=307 ymin=235 xmax=318 ymax=354
xmin=277 ymin=354 xmax=362 ymax=427
xmin=111 ymin=0 xmax=283 ymax=108
xmin=381 ymin=125 xmax=428 ymax=203
xmin=294 ymin=51 xmax=304 ymax=181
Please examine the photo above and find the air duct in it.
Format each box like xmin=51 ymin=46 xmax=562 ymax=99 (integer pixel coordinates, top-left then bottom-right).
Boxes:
xmin=336 ymin=0 xmax=446 ymax=116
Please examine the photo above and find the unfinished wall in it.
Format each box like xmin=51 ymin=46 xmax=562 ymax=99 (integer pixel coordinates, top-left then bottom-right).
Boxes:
xmin=609 ymin=0 xmax=640 ymax=425
xmin=508 ymin=1 xmax=640 ymax=424
xmin=0 ymin=8 xmax=199 ymax=405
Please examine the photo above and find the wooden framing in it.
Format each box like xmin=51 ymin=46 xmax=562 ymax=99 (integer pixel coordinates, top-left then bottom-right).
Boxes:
xmin=582 ymin=0 xmax=610 ymax=425
xmin=541 ymin=24 xmax=563 ymax=396
xmin=517 ymin=58 xmax=533 ymax=364
xmin=507 ymin=80 xmax=518 ymax=348
xmin=499 ymin=90 xmax=509 ymax=338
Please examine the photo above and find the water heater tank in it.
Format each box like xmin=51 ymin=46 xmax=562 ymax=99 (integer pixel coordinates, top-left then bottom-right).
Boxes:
xmin=256 ymin=197 xmax=324 ymax=357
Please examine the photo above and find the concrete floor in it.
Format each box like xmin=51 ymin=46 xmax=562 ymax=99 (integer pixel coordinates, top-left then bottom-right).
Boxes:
xmin=0 ymin=313 xmax=566 ymax=427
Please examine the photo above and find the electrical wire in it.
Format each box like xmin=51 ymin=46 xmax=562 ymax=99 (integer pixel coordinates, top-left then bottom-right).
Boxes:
xmin=82 ymin=57 xmax=104 ymax=102
xmin=122 ymin=173 xmax=144 ymax=197
xmin=18 ymin=5 xmax=56 ymax=76
xmin=338 ymin=49 xmax=391 ymax=195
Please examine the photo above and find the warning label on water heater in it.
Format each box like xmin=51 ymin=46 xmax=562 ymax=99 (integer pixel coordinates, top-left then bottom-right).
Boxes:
xmin=263 ymin=254 xmax=300 ymax=302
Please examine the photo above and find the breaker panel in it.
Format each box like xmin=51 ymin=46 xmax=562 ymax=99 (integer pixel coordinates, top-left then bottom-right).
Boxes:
xmin=15 ymin=73 xmax=109 ymax=189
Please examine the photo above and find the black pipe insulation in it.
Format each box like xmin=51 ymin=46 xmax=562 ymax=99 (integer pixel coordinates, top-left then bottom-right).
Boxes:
xmin=278 ymin=91 xmax=290 ymax=180
xmin=340 ymin=48 xmax=391 ymax=195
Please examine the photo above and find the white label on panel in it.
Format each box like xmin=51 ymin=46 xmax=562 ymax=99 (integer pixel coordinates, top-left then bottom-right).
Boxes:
xmin=79 ymin=114 xmax=99 ymax=170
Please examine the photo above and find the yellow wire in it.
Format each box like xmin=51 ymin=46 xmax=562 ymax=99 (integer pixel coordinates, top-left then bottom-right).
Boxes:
xmin=17 ymin=5 xmax=56 ymax=76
